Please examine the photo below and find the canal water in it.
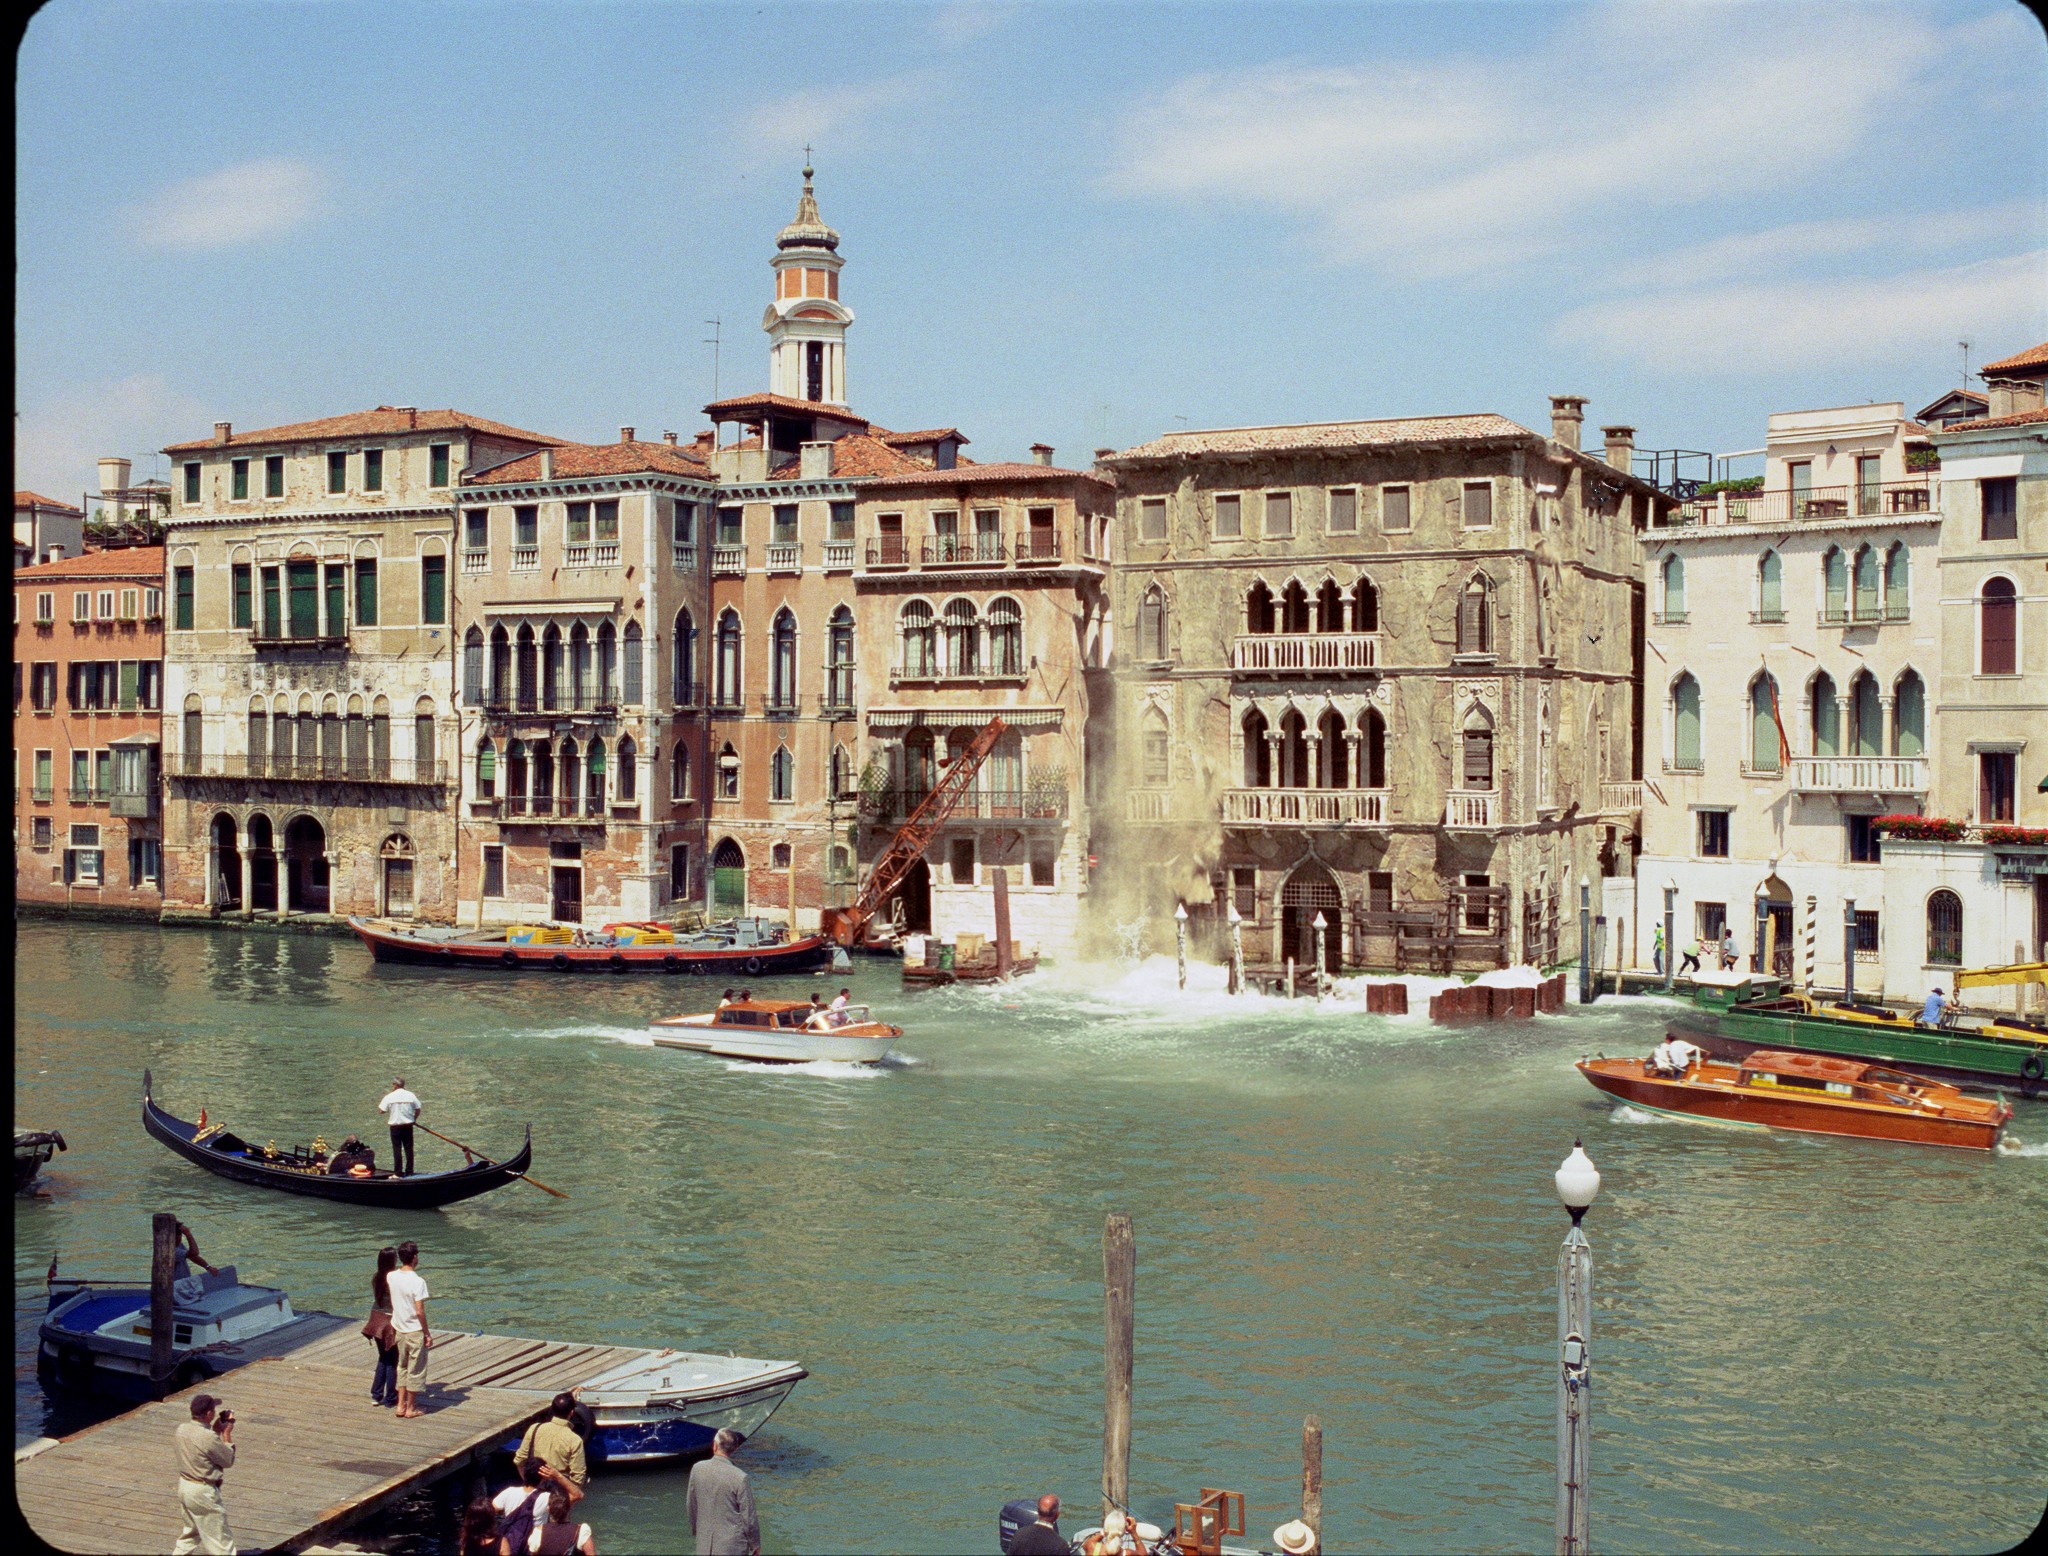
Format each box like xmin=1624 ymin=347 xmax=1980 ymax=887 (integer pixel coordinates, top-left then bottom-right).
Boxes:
xmin=14 ymin=922 xmax=2047 ymax=1553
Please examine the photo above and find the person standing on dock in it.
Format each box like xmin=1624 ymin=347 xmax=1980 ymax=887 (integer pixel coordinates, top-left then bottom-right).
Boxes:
xmin=515 ymin=1393 xmax=590 ymax=1491
xmin=378 ymin=1077 xmax=423 ymax=1176
xmin=387 ymin=1240 xmax=433 ymax=1418
xmin=1009 ymin=1494 xmax=1067 ymax=1556
xmin=172 ymin=1393 xmax=236 ymax=1555
xmin=686 ymin=1429 xmax=760 ymax=1556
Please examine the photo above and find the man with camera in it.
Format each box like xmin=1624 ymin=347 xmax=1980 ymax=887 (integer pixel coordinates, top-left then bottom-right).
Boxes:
xmin=172 ymin=1393 xmax=237 ymax=1554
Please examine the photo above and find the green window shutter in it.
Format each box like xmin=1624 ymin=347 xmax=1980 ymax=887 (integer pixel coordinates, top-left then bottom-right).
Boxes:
xmin=1884 ymin=549 xmax=1908 ymax=615
xmin=265 ymin=456 xmax=284 ymax=497
xmin=261 ymin=570 xmax=282 ymax=638
xmin=325 ymin=566 xmax=346 ymax=635
xmin=421 ymin=555 xmax=446 ymax=624
xmin=173 ymin=567 xmax=195 ymax=631
xmin=183 ymin=463 xmax=201 ymax=503
xmin=1759 ymin=553 xmax=1781 ymax=616
xmin=430 ymin=444 xmax=450 ymax=487
xmin=1852 ymin=679 xmax=1881 ymax=757
xmin=119 ymin=661 xmax=138 ymax=709
xmin=590 ymin=747 xmax=605 ymax=774
xmin=1674 ymin=679 xmax=1701 ymax=768
xmin=355 ymin=560 xmax=378 ymax=625
xmin=1894 ymin=678 xmax=1924 ymax=757
xmin=231 ymin=564 xmax=252 ymax=628
xmin=1823 ymin=553 xmax=1846 ymax=618
xmin=364 ymin=449 xmax=383 ymax=491
xmin=231 ymin=460 xmax=249 ymax=500
xmin=328 ymin=451 xmax=347 ymax=493
xmin=287 ymin=560 xmax=318 ymax=637
xmin=477 ymin=743 xmax=496 ymax=780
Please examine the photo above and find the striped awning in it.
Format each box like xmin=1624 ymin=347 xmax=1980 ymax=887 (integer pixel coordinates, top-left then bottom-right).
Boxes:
xmin=865 ymin=705 xmax=1064 ymax=731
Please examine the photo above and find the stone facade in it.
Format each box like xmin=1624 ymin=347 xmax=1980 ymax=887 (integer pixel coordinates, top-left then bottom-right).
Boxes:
xmin=1098 ymin=403 xmax=1669 ymax=973
xmin=13 ymin=547 xmax=166 ymax=913
xmin=159 ymin=408 xmax=557 ymax=922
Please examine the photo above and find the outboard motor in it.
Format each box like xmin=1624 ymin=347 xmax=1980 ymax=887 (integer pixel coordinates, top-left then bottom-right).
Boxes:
xmin=999 ymin=1499 xmax=1039 ymax=1554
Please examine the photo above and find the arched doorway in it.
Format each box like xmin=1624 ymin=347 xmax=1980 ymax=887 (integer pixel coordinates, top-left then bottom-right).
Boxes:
xmin=1759 ymin=875 xmax=1794 ymax=979
xmin=889 ymin=857 xmax=933 ymax=934
xmin=283 ymin=815 xmax=329 ymax=913
xmin=381 ymin=834 xmax=416 ymax=918
xmin=210 ymin=812 xmax=242 ymax=910
xmin=711 ymin=838 xmax=748 ymax=916
xmin=246 ymin=813 xmax=277 ymax=912
xmin=1280 ymin=860 xmax=1343 ymax=973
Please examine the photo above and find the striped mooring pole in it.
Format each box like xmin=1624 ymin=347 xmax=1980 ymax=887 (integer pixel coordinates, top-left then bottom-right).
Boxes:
xmin=1802 ymin=894 xmax=1817 ymax=992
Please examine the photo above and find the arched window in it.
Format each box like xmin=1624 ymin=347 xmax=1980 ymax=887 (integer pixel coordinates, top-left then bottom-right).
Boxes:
xmin=577 ymin=738 xmax=601 ymax=812
xmin=1750 ymin=674 xmax=1784 ymax=773
xmin=1361 ymin=706 xmax=1387 ymax=788
xmin=1277 ymin=709 xmax=1308 ymax=788
xmin=943 ymin=598 xmax=978 ymax=676
xmin=1661 ymin=555 xmax=1686 ymax=621
xmin=515 ymin=624 xmax=537 ymax=712
xmin=1926 ymin=890 xmax=1963 ymax=966
xmin=1849 ymin=672 xmax=1881 ymax=757
xmin=541 ymin=623 xmax=563 ymax=711
xmin=1460 ymin=705 xmax=1495 ymax=790
xmin=901 ymin=601 xmax=935 ymax=678
xmin=671 ymin=740 xmax=692 ymax=800
xmin=1893 ymin=670 xmax=1925 ymax=757
xmin=1810 ymin=671 xmax=1839 ymax=756
xmin=623 ymin=621 xmax=643 ymax=705
xmin=530 ymin=738 xmax=553 ymax=807
xmin=1672 ymin=673 xmax=1702 ymax=770
xmin=716 ymin=741 xmax=739 ymax=799
xmin=988 ymin=597 xmax=1023 ymax=676
xmin=769 ymin=608 xmax=798 ymax=710
xmin=1981 ymin=577 xmax=2017 ymax=674
xmin=476 ymin=737 xmax=497 ymax=799
xmin=408 ymin=697 xmax=429 ymax=781
xmin=463 ymin=627 xmax=485 ymax=705
xmin=1757 ymin=551 xmax=1783 ymax=621
xmin=1883 ymin=544 xmax=1909 ymax=619
xmin=596 ymin=621 xmax=617 ymax=704
xmin=1316 ymin=708 xmax=1348 ymax=789
xmin=1822 ymin=547 xmax=1848 ymax=622
xmin=711 ymin=837 xmax=746 ymax=911
xmin=1279 ymin=581 xmax=1311 ymax=634
xmin=1350 ymin=578 xmax=1378 ymax=633
xmin=1458 ymin=577 xmax=1493 ymax=655
xmin=769 ymin=743 xmax=794 ymax=801
xmin=489 ymin=625 xmax=511 ymax=706
xmin=672 ymin=608 xmax=697 ymax=702
xmin=1245 ymin=581 xmax=1274 ymax=634
xmin=715 ymin=610 xmax=743 ymax=705
xmin=1141 ymin=707 xmax=1170 ymax=786
xmin=616 ymin=736 xmax=637 ymax=802
xmin=505 ymin=738 xmax=527 ymax=811
xmin=826 ymin=605 xmax=855 ymax=708
xmin=1138 ymin=586 xmax=1167 ymax=662
xmin=1242 ymin=708 xmax=1271 ymax=788
xmin=559 ymin=739 xmax=579 ymax=811
xmin=1315 ymin=579 xmax=1344 ymax=633
xmin=903 ymin=728 xmax=935 ymax=796
xmin=1852 ymin=545 xmax=1880 ymax=621
xmin=831 ymin=742 xmax=854 ymax=798
xmin=568 ymin=623 xmax=591 ymax=708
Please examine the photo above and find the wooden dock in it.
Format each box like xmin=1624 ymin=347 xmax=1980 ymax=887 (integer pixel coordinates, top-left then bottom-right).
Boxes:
xmin=17 ymin=1326 xmax=672 ymax=1555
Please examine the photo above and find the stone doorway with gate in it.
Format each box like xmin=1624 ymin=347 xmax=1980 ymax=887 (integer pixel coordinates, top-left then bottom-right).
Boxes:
xmin=1279 ymin=860 xmax=1344 ymax=974
xmin=712 ymin=837 xmax=747 ymax=916
xmin=550 ymin=840 xmax=583 ymax=923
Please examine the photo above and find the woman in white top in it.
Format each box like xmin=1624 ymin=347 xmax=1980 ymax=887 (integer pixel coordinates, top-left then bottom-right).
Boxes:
xmin=529 ymin=1486 xmax=596 ymax=1555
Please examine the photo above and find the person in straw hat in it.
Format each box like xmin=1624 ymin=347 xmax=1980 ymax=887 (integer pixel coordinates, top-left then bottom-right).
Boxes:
xmin=1273 ymin=1518 xmax=1318 ymax=1556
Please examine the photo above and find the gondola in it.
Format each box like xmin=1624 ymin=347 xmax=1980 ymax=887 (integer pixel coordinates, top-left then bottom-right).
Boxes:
xmin=142 ymin=1071 xmax=532 ymax=1210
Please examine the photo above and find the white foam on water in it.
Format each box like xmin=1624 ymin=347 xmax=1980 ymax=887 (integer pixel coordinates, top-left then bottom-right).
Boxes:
xmin=1995 ymin=1136 xmax=2048 ymax=1158
xmin=523 ymin=1024 xmax=657 ymax=1048
xmin=1609 ymin=1103 xmax=1683 ymax=1127
xmin=717 ymin=1058 xmax=888 ymax=1080
xmin=1029 ymin=954 xmax=1446 ymax=1024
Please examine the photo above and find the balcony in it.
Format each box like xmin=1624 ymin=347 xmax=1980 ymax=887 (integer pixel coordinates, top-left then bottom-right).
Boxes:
xmin=511 ymin=545 xmax=539 ymax=571
xmin=818 ymin=692 xmax=857 ymax=720
xmin=766 ymin=542 xmax=801 ymax=574
xmin=922 ymin=538 xmax=1006 ymax=569
xmin=565 ymin=544 xmax=590 ymax=567
xmin=1232 ymin=632 xmax=1382 ymax=674
xmin=1014 ymin=531 xmax=1061 ymax=565
xmin=171 ymin=754 xmax=447 ymax=785
xmin=672 ymin=543 xmax=698 ymax=571
xmin=1819 ymin=600 xmax=1910 ymax=628
xmin=251 ymin=628 xmax=348 ymax=650
xmin=867 ymin=539 xmax=911 ymax=569
xmin=31 ymin=785 xmax=54 ymax=804
xmin=863 ymin=787 xmax=1070 ymax=825
xmin=822 ymin=540 xmax=854 ymax=571
xmin=1600 ymin=781 xmax=1643 ymax=817
xmin=1791 ymin=756 xmax=1928 ymax=795
xmin=110 ymin=787 xmax=159 ymax=819
xmin=1443 ymin=789 xmax=1499 ymax=829
xmin=1126 ymin=790 xmax=1171 ymax=822
xmin=670 ymin=680 xmax=706 ymax=709
xmin=1222 ymin=787 xmax=1389 ymax=826
xmin=593 ymin=541 xmax=619 ymax=566
xmin=765 ymin=696 xmax=801 ymax=718
xmin=462 ymin=550 xmax=490 ymax=575
xmin=1670 ymin=477 xmax=1938 ymax=529
xmin=68 ymin=783 xmax=98 ymax=803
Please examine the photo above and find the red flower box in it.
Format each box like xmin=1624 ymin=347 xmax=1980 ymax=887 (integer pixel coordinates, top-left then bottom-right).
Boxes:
xmin=1870 ymin=814 xmax=1967 ymax=841
xmin=1984 ymin=825 xmax=2048 ymax=848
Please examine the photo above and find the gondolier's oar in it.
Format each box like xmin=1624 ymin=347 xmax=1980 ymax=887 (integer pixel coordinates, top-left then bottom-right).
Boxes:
xmin=414 ymin=1123 xmax=568 ymax=1198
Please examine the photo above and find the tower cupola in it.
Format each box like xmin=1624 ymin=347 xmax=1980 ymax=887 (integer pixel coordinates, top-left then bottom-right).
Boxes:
xmin=764 ymin=160 xmax=854 ymax=406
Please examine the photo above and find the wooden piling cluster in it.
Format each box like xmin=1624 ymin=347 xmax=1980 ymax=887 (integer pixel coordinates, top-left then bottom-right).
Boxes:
xmin=1428 ymin=974 xmax=1566 ymax=1024
xmin=1364 ymin=982 xmax=1408 ymax=1015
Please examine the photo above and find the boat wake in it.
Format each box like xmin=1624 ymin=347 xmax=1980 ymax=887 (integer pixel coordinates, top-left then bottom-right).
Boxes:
xmin=718 ymin=1058 xmax=889 ymax=1080
xmin=526 ymin=1024 xmax=657 ymax=1048
xmin=1609 ymin=1103 xmax=1684 ymax=1127
xmin=1994 ymin=1136 xmax=2048 ymax=1158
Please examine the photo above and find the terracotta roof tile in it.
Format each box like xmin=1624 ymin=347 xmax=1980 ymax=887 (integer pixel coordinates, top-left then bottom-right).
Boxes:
xmin=701 ymin=392 xmax=871 ymax=429
xmin=1931 ymin=406 xmax=2048 ymax=433
xmin=764 ymin=434 xmax=930 ymax=481
xmin=14 ymin=546 xmax=165 ymax=579
xmin=1106 ymin=413 xmax=1537 ymax=462
xmin=464 ymin=439 xmax=712 ymax=485
xmin=164 ymin=406 xmax=563 ymax=454
xmin=863 ymin=460 xmax=1112 ymax=490
xmin=1980 ymin=342 xmax=2048 ymax=374
xmin=879 ymin=427 xmax=968 ymax=446
xmin=15 ymin=491 xmax=83 ymax=513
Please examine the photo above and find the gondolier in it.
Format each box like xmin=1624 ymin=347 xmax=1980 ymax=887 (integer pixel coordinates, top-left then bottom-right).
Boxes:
xmin=378 ymin=1078 xmax=422 ymax=1177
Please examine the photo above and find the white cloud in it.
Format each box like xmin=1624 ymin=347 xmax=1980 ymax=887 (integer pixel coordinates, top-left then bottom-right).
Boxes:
xmin=1102 ymin=2 xmax=2037 ymax=280
xmin=13 ymin=375 xmax=212 ymax=502
xmin=127 ymin=156 xmax=329 ymax=251
xmin=1549 ymin=249 xmax=2048 ymax=373
xmin=739 ymin=74 xmax=934 ymax=158
xmin=933 ymin=2 xmax=1012 ymax=47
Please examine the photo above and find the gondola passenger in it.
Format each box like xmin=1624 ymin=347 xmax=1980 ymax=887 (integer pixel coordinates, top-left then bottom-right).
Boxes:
xmin=328 ymin=1135 xmax=377 ymax=1176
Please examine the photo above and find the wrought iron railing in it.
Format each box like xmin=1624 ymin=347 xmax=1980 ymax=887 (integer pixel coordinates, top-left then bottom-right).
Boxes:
xmin=922 ymin=538 xmax=1006 ymax=567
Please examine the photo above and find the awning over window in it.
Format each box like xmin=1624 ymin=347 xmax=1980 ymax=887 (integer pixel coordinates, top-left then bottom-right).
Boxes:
xmin=865 ymin=705 xmax=1062 ymax=731
xmin=108 ymin=732 xmax=162 ymax=747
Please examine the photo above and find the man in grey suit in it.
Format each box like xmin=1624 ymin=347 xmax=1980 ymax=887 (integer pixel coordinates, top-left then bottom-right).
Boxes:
xmin=686 ymin=1428 xmax=760 ymax=1555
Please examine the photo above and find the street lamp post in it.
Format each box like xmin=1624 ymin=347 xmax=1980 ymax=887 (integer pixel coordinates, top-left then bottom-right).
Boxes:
xmin=1311 ymin=911 xmax=1327 ymax=998
xmin=1227 ymin=902 xmax=1245 ymax=995
xmin=1554 ymin=1141 xmax=1600 ymax=1556
xmin=1661 ymin=881 xmax=1676 ymax=992
xmin=1578 ymin=877 xmax=1593 ymax=1006
xmin=1174 ymin=901 xmax=1189 ymax=992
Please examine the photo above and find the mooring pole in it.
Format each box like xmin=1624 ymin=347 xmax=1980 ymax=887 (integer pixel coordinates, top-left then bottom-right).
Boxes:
xmin=1311 ymin=912 xmax=1328 ymax=997
xmin=1578 ymin=877 xmax=1593 ymax=1006
xmin=1842 ymin=898 xmax=1858 ymax=1006
xmin=1227 ymin=903 xmax=1244 ymax=995
xmin=1613 ymin=915 xmax=1625 ymax=995
xmin=1802 ymin=894 xmax=1817 ymax=993
xmin=1102 ymin=1211 xmax=1135 ymax=1526
xmin=993 ymin=866 xmax=1013 ymax=980
xmin=1301 ymin=1414 xmax=1324 ymax=1555
xmin=150 ymin=1211 xmax=179 ymax=1391
xmin=1753 ymin=893 xmax=1767 ymax=976
xmin=1174 ymin=901 xmax=1189 ymax=991
xmin=1286 ymin=957 xmax=1297 ymax=1000
xmin=1662 ymin=883 xmax=1676 ymax=992
xmin=1553 ymin=1145 xmax=1600 ymax=1556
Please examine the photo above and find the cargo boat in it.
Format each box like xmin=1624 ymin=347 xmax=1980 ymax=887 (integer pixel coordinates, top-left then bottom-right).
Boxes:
xmin=350 ymin=915 xmax=835 ymax=976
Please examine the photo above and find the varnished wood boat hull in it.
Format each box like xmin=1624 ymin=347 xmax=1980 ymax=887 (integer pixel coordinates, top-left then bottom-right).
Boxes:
xmin=349 ymin=917 xmax=833 ymax=975
xmin=1577 ymin=1060 xmax=2006 ymax=1150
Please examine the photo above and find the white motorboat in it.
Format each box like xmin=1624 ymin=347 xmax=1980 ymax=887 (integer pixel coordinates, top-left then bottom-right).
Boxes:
xmin=650 ymin=998 xmax=902 ymax=1064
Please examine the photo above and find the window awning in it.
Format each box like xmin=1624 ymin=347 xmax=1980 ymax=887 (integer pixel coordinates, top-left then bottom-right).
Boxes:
xmin=108 ymin=732 xmax=162 ymax=747
xmin=866 ymin=705 xmax=1063 ymax=731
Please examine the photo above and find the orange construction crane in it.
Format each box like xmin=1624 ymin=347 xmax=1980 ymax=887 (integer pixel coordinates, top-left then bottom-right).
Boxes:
xmin=822 ymin=714 xmax=1007 ymax=947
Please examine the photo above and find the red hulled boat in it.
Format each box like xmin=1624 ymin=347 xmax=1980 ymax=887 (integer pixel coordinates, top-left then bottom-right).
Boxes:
xmin=348 ymin=917 xmax=835 ymax=976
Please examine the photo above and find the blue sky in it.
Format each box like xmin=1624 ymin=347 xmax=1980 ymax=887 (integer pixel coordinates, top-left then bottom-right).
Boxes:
xmin=16 ymin=0 xmax=2047 ymax=500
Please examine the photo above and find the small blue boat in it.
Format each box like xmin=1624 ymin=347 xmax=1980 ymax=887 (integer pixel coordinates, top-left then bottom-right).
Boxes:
xmin=567 ymin=1350 xmax=809 ymax=1464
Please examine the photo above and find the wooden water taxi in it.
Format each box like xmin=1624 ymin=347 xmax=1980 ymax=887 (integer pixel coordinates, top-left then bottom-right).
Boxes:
xmin=349 ymin=915 xmax=835 ymax=976
xmin=650 ymin=998 xmax=902 ymax=1064
xmin=1576 ymin=1048 xmax=2012 ymax=1150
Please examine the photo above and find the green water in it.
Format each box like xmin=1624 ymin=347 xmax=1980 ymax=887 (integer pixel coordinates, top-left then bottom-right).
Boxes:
xmin=13 ymin=923 xmax=2047 ymax=1553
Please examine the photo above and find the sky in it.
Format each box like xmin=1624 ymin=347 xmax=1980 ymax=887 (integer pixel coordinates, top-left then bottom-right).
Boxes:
xmin=15 ymin=0 xmax=2048 ymax=502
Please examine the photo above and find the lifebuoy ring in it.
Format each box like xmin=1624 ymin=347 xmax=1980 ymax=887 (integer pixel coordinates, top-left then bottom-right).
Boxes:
xmin=551 ymin=952 xmax=572 ymax=972
xmin=744 ymin=956 xmax=764 ymax=975
xmin=501 ymin=950 xmax=520 ymax=968
xmin=663 ymin=954 xmax=681 ymax=974
xmin=610 ymin=953 xmax=628 ymax=973
xmin=2022 ymin=1052 xmax=2045 ymax=1095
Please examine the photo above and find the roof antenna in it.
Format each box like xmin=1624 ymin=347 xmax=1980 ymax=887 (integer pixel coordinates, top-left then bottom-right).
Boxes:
xmin=705 ymin=318 xmax=722 ymax=403
xmin=1959 ymin=338 xmax=1972 ymax=389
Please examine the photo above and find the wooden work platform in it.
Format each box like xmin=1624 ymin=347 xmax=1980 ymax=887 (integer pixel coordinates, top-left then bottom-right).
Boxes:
xmin=16 ymin=1327 xmax=665 ymax=1555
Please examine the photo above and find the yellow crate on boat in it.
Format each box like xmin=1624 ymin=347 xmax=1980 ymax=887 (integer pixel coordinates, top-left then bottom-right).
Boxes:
xmin=602 ymin=922 xmax=676 ymax=946
xmin=506 ymin=924 xmax=574 ymax=946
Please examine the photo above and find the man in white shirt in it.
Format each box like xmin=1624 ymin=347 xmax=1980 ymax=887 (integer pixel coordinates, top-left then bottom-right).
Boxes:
xmin=377 ymin=1077 xmax=423 ymax=1176
xmin=386 ymin=1239 xmax=433 ymax=1419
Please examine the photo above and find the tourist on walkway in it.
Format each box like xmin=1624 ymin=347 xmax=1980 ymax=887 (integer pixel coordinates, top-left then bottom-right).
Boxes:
xmin=530 ymin=1484 xmax=598 ymax=1555
xmin=1009 ymin=1493 xmax=1066 ymax=1556
xmin=172 ymin=1393 xmax=236 ymax=1556
xmin=1678 ymin=938 xmax=1702 ymax=976
xmin=387 ymin=1240 xmax=433 ymax=1418
xmin=460 ymin=1496 xmax=506 ymax=1556
xmin=686 ymin=1429 xmax=760 ymax=1556
xmin=492 ymin=1459 xmax=583 ymax=1555
xmin=1652 ymin=924 xmax=1665 ymax=976
xmin=367 ymin=1245 xmax=400 ymax=1407
xmin=378 ymin=1077 xmax=423 ymax=1176
xmin=515 ymin=1392 xmax=590 ymax=1490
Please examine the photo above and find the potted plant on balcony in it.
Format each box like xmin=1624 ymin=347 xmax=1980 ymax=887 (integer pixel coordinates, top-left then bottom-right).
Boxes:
xmin=1984 ymin=824 xmax=2048 ymax=848
xmin=1869 ymin=814 xmax=1966 ymax=842
xmin=1025 ymin=762 xmax=1069 ymax=819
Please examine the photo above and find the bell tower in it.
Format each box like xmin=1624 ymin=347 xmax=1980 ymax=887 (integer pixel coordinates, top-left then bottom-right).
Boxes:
xmin=764 ymin=158 xmax=853 ymax=407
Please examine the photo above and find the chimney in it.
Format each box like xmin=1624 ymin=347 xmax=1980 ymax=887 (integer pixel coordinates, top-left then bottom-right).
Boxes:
xmin=1029 ymin=442 xmax=1054 ymax=467
xmin=214 ymin=421 xmax=232 ymax=444
xmin=691 ymin=430 xmax=715 ymax=458
xmin=1549 ymin=395 xmax=1587 ymax=451
xmin=393 ymin=405 xmax=418 ymax=428
xmin=540 ymin=448 xmax=556 ymax=480
xmin=620 ymin=426 xmax=635 ymax=444
xmin=1601 ymin=425 xmax=1635 ymax=473
xmin=800 ymin=440 xmax=834 ymax=480
xmin=97 ymin=456 xmax=133 ymax=496
xmin=663 ymin=430 xmax=679 ymax=446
